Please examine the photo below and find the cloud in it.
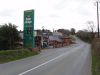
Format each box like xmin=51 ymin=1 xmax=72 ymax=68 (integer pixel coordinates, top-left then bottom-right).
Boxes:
xmin=0 ymin=0 xmax=97 ymax=31
xmin=0 ymin=9 xmax=15 ymax=17
xmin=48 ymin=14 xmax=60 ymax=18
xmin=54 ymin=0 xmax=69 ymax=10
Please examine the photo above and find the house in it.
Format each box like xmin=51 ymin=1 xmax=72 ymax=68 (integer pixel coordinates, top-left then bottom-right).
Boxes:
xmin=48 ymin=31 xmax=63 ymax=48
xmin=62 ymin=36 xmax=72 ymax=46
xmin=48 ymin=35 xmax=63 ymax=48
xmin=35 ymin=36 xmax=41 ymax=49
xmin=18 ymin=30 xmax=41 ymax=47
xmin=48 ymin=31 xmax=73 ymax=48
xmin=18 ymin=30 xmax=73 ymax=49
xmin=35 ymin=29 xmax=51 ymax=48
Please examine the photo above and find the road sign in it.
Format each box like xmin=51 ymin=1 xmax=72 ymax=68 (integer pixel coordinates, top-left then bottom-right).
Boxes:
xmin=24 ymin=9 xmax=35 ymax=48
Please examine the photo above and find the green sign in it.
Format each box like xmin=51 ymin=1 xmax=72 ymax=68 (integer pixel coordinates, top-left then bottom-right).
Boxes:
xmin=24 ymin=10 xmax=35 ymax=48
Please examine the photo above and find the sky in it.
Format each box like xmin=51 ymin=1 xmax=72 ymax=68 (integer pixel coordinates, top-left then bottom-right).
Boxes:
xmin=0 ymin=0 xmax=98 ymax=31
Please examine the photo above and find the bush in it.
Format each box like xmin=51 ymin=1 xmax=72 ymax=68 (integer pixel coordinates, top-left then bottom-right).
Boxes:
xmin=77 ymin=30 xmax=93 ymax=43
xmin=0 ymin=49 xmax=38 ymax=63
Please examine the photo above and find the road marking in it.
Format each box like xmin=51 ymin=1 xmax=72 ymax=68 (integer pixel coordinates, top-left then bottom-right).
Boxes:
xmin=18 ymin=45 xmax=84 ymax=75
xmin=18 ymin=53 xmax=67 ymax=75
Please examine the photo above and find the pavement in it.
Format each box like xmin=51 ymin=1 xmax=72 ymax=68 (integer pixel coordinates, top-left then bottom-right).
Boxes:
xmin=0 ymin=38 xmax=91 ymax=75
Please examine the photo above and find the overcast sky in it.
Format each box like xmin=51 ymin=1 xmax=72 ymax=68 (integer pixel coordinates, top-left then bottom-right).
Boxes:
xmin=0 ymin=0 xmax=98 ymax=31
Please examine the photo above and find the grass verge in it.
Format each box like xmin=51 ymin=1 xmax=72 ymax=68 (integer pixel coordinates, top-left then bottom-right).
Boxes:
xmin=92 ymin=38 xmax=100 ymax=75
xmin=0 ymin=49 xmax=38 ymax=64
xmin=92 ymin=50 xmax=100 ymax=75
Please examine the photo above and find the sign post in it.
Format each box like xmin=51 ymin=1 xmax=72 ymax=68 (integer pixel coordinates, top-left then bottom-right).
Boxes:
xmin=24 ymin=10 xmax=35 ymax=48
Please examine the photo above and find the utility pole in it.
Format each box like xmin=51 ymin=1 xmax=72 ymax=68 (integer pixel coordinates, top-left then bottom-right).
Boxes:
xmin=97 ymin=1 xmax=100 ymax=38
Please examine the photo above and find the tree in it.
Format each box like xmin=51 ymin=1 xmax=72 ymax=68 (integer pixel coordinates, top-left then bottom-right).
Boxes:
xmin=87 ymin=21 xmax=95 ymax=39
xmin=70 ymin=28 xmax=76 ymax=35
xmin=57 ymin=29 xmax=70 ymax=35
xmin=77 ymin=30 xmax=92 ymax=42
xmin=0 ymin=23 xmax=20 ymax=50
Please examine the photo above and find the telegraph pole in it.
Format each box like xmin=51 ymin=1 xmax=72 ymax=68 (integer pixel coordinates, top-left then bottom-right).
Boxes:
xmin=97 ymin=1 xmax=100 ymax=38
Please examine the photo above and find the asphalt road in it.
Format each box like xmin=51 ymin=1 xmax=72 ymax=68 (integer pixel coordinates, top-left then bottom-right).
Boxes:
xmin=0 ymin=38 xmax=91 ymax=75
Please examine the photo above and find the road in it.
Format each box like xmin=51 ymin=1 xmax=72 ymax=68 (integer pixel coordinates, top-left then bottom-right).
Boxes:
xmin=0 ymin=38 xmax=91 ymax=75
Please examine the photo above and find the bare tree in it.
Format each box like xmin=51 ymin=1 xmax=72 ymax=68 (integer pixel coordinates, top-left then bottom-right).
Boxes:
xmin=87 ymin=21 xmax=95 ymax=32
xmin=87 ymin=21 xmax=95 ymax=38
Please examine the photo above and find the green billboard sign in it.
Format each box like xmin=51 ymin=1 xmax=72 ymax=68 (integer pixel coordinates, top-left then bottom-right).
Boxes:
xmin=24 ymin=10 xmax=35 ymax=48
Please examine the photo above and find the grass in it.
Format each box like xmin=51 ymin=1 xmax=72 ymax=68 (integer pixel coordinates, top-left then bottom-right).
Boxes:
xmin=92 ymin=50 xmax=100 ymax=75
xmin=92 ymin=38 xmax=100 ymax=75
xmin=0 ymin=49 xmax=39 ymax=64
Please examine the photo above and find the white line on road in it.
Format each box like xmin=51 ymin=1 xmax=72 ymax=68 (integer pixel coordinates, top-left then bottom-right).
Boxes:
xmin=18 ymin=45 xmax=84 ymax=75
